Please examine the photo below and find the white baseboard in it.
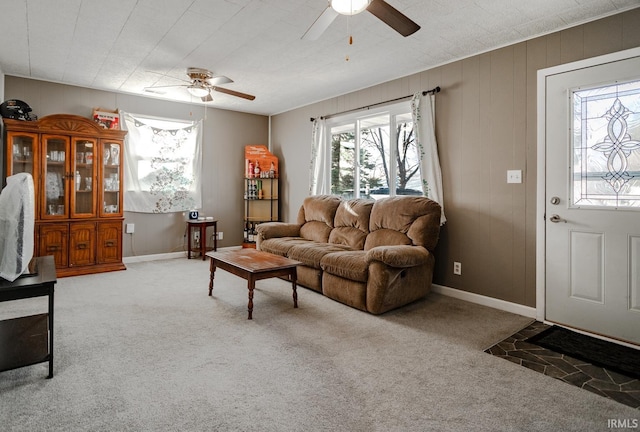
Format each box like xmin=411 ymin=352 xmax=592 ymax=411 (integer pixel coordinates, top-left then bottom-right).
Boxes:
xmin=431 ymin=284 xmax=537 ymax=318
xmin=123 ymin=246 xmax=241 ymax=264
xmin=123 ymin=251 xmax=186 ymax=263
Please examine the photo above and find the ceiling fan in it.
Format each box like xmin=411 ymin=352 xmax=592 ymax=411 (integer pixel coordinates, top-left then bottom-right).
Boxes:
xmin=303 ymin=0 xmax=420 ymax=40
xmin=144 ymin=67 xmax=256 ymax=102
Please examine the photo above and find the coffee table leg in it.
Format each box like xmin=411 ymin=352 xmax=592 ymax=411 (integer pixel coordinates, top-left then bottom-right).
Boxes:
xmin=291 ymin=268 xmax=298 ymax=308
xmin=247 ymin=277 xmax=255 ymax=320
xmin=209 ymin=258 xmax=216 ymax=296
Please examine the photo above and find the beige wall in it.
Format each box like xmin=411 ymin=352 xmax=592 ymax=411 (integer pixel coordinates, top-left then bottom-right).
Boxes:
xmin=4 ymin=76 xmax=269 ymax=256
xmin=271 ymin=9 xmax=640 ymax=308
xmin=0 ymin=70 xmax=4 ymax=107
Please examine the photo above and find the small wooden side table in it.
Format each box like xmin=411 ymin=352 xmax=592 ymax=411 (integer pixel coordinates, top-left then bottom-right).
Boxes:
xmin=187 ymin=220 xmax=218 ymax=260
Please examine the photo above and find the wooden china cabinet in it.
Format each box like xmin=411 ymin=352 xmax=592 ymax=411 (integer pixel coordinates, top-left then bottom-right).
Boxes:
xmin=3 ymin=114 xmax=127 ymax=277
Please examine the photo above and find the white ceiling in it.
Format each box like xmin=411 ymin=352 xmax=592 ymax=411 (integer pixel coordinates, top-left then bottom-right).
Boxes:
xmin=0 ymin=0 xmax=638 ymax=116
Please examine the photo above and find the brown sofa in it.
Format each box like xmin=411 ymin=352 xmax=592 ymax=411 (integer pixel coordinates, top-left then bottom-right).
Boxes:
xmin=256 ymin=195 xmax=441 ymax=314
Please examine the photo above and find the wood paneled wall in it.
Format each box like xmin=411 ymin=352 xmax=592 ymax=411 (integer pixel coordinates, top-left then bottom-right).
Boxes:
xmin=271 ymin=8 xmax=640 ymax=307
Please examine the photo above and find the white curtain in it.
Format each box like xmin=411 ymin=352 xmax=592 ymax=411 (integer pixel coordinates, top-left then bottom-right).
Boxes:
xmin=309 ymin=117 xmax=328 ymax=195
xmin=121 ymin=112 xmax=202 ymax=213
xmin=411 ymin=92 xmax=446 ymax=225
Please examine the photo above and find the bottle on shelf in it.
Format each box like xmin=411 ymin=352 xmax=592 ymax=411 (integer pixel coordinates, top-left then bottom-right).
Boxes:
xmin=243 ymin=222 xmax=248 ymax=241
xmin=75 ymin=171 xmax=81 ymax=191
xmin=248 ymin=222 xmax=254 ymax=242
xmin=254 ymin=160 xmax=261 ymax=178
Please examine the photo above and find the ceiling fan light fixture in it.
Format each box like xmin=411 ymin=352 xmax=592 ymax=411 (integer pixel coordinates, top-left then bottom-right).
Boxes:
xmin=187 ymin=85 xmax=209 ymax=98
xmin=331 ymin=0 xmax=371 ymax=15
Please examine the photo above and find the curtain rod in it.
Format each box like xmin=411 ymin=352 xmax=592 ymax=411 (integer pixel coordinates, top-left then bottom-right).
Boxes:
xmin=310 ymin=86 xmax=440 ymax=122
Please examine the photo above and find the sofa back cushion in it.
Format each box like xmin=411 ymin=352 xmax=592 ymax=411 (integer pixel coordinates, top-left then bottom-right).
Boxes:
xmin=328 ymin=198 xmax=373 ymax=250
xmin=297 ymin=195 xmax=342 ymax=243
xmin=365 ymin=196 xmax=441 ymax=252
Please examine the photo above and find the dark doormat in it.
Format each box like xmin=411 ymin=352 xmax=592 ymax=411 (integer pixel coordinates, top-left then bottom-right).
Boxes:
xmin=485 ymin=322 xmax=640 ymax=409
xmin=527 ymin=326 xmax=640 ymax=381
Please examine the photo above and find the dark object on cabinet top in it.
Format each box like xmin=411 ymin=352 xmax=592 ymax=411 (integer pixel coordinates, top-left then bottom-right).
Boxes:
xmin=0 ymin=100 xmax=36 ymax=121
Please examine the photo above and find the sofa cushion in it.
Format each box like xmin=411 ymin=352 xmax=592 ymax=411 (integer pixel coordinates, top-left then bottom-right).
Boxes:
xmin=366 ymin=196 xmax=441 ymax=251
xmin=287 ymin=242 xmax=351 ymax=269
xmin=364 ymin=229 xmax=412 ymax=250
xmin=300 ymin=221 xmax=333 ymax=243
xmin=320 ymin=250 xmax=368 ymax=283
xmin=296 ymin=195 xmax=342 ymax=242
xmin=259 ymin=237 xmax=310 ymax=257
xmin=328 ymin=199 xmax=373 ymax=250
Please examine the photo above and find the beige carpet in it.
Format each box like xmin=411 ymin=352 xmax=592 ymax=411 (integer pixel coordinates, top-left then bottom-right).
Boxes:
xmin=0 ymin=257 xmax=637 ymax=431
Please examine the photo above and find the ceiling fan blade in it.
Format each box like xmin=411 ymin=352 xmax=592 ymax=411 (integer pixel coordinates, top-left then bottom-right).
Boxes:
xmin=208 ymin=75 xmax=233 ymax=86
xmin=366 ymin=0 xmax=420 ymax=37
xmin=201 ymin=94 xmax=213 ymax=102
xmin=212 ymin=86 xmax=256 ymax=101
xmin=302 ymin=6 xmax=339 ymax=40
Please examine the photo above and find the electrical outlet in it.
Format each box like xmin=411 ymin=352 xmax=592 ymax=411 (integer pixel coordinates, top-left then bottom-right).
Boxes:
xmin=217 ymin=231 xmax=224 ymax=240
xmin=507 ymin=169 xmax=522 ymax=184
xmin=194 ymin=231 xmax=200 ymax=241
xmin=125 ymin=223 xmax=135 ymax=234
xmin=453 ymin=261 xmax=462 ymax=275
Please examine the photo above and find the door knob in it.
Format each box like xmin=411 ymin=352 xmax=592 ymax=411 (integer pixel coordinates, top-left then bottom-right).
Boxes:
xmin=550 ymin=196 xmax=560 ymax=205
xmin=549 ymin=214 xmax=566 ymax=223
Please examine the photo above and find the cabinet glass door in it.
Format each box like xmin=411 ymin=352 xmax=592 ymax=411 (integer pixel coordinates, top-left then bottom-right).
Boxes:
xmin=42 ymin=135 xmax=69 ymax=219
xmin=8 ymin=132 xmax=38 ymax=179
xmin=100 ymin=141 xmax=121 ymax=216
xmin=71 ymin=138 xmax=97 ymax=217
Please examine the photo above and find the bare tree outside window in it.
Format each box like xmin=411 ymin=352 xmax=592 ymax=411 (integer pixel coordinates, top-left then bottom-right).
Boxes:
xmin=329 ymin=105 xmax=421 ymax=199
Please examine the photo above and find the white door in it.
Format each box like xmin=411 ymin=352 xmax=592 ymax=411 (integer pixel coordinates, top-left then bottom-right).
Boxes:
xmin=545 ymin=53 xmax=640 ymax=345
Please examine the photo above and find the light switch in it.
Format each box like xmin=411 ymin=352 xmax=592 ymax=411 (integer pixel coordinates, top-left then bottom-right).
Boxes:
xmin=507 ymin=170 xmax=522 ymax=184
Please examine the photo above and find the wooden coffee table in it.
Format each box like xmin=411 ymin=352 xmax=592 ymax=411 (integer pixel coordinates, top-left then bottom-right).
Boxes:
xmin=206 ymin=249 xmax=301 ymax=319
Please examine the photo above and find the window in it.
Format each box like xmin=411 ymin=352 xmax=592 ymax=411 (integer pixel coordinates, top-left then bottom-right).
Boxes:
xmin=571 ymin=79 xmax=640 ymax=209
xmin=326 ymin=102 xmax=421 ymax=199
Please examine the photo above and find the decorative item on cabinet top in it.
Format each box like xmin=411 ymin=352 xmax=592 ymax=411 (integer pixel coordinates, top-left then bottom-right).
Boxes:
xmin=92 ymin=107 xmax=120 ymax=130
xmin=0 ymin=99 xmax=37 ymax=121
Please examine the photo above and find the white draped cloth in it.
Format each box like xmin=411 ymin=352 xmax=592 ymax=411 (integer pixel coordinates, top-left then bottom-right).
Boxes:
xmin=122 ymin=112 xmax=202 ymax=213
xmin=0 ymin=173 xmax=35 ymax=281
xmin=309 ymin=117 xmax=328 ymax=195
xmin=411 ymin=92 xmax=446 ymax=225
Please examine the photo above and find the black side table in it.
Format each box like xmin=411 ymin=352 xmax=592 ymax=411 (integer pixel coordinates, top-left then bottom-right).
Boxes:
xmin=0 ymin=255 xmax=57 ymax=378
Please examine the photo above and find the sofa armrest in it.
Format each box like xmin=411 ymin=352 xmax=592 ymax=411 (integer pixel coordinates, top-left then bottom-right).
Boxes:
xmin=256 ymin=222 xmax=301 ymax=240
xmin=365 ymin=245 xmax=429 ymax=268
